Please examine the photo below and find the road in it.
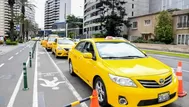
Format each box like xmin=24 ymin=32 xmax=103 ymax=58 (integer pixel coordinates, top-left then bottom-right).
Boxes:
xmin=0 ymin=41 xmax=188 ymax=107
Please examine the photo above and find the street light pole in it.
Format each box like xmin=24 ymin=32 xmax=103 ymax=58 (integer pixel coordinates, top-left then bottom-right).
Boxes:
xmin=65 ymin=2 xmax=68 ymax=38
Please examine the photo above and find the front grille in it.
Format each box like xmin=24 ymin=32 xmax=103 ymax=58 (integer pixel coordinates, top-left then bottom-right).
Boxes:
xmin=64 ymin=48 xmax=70 ymax=51
xmin=138 ymin=75 xmax=172 ymax=88
xmin=137 ymin=92 xmax=176 ymax=106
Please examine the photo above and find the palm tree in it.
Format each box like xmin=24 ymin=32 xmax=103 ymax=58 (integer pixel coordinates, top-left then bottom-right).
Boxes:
xmin=17 ymin=0 xmax=35 ymax=41
xmin=8 ymin=0 xmax=15 ymax=41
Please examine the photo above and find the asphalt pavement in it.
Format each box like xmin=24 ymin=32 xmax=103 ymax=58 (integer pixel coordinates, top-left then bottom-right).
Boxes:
xmin=0 ymin=41 xmax=34 ymax=107
xmin=0 ymin=42 xmax=188 ymax=107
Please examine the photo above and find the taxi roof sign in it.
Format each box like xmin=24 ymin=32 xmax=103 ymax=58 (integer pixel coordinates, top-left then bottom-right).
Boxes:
xmin=105 ymin=36 xmax=114 ymax=39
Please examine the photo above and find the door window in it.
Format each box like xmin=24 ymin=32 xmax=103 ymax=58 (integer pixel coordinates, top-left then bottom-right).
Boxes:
xmin=75 ymin=42 xmax=86 ymax=52
xmin=83 ymin=42 xmax=95 ymax=57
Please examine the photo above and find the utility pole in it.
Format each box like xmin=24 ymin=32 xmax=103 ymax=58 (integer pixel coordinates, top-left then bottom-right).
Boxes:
xmin=65 ymin=2 xmax=68 ymax=38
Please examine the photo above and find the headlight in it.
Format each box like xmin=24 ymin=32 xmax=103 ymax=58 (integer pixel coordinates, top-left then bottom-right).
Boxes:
xmin=109 ymin=74 xmax=137 ymax=87
xmin=57 ymin=46 xmax=62 ymax=50
xmin=171 ymin=68 xmax=176 ymax=76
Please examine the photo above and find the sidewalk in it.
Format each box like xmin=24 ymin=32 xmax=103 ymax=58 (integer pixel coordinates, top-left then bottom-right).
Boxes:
xmin=134 ymin=43 xmax=189 ymax=53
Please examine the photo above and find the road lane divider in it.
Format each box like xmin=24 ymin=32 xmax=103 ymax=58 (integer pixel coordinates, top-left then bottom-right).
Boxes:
xmin=0 ymin=63 xmax=5 ymax=68
xmin=176 ymin=61 xmax=187 ymax=97
xmin=64 ymin=90 xmax=99 ymax=107
xmin=44 ymin=47 xmax=88 ymax=107
xmin=15 ymin=52 xmax=19 ymax=55
xmin=32 ymin=42 xmax=38 ymax=107
xmin=7 ymin=57 xmax=29 ymax=107
xmin=23 ymin=62 xmax=29 ymax=91
xmin=8 ymin=56 xmax=13 ymax=60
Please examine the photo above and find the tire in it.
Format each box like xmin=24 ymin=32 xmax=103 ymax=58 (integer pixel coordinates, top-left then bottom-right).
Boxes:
xmin=69 ymin=61 xmax=76 ymax=76
xmin=94 ymin=77 xmax=109 ymax=106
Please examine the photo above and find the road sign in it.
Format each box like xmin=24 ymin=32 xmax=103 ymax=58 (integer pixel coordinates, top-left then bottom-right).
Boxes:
xmin=16 ymin=25 xmax=20 ymax=31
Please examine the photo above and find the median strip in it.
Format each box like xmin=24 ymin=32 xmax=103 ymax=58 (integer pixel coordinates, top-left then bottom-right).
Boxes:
xmin=142 ymin=49 xmax=189 ymax=59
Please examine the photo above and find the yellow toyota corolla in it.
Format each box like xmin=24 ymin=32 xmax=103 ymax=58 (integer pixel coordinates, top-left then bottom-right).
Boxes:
xmin=45 ymin=35 xmax=59 ymax=50
xmin=52 ymin=38 xmax=75 ymax=58
xmin=68 ymin=37 xmax=178 ymax=107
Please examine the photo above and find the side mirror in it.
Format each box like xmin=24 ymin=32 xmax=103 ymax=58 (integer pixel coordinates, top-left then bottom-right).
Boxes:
xmin=83 ymin=53 xmax=93 ymax=59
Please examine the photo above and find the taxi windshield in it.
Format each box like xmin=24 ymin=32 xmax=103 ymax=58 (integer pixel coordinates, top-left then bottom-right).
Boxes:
xmin=58 ymin=39 xmax=74 ymax=45
xmin=96 ymin=42 xmax=146 ymax=59
xmin=48 ymin=37 xmax=56 ymax=42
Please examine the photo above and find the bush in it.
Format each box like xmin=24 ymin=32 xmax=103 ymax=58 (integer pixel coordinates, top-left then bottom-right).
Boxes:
xmin=0 ymin=40 xmax=3 ymax=44
xmin=6 ymin=39 xmax=18 ymax=45
xmin=133 ymin=37 xmax=165 ymax=44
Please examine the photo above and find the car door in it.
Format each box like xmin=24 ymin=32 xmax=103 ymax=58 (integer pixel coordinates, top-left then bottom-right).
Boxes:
xmin=79 ymin=42 xmax=98 ymax=85
xmin=71 ymin=41 xmax=86 ymax=74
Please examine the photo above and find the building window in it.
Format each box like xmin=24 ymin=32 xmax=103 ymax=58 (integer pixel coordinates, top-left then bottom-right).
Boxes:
xmin=132 ymin=11 xmax=134 ymax=16
xmin=132 ymin=22 xmax=137 ymax=29
xmin=132 ymin=4 xmax=134 ymax=9
xmin=177 ymin=15 xmax=189 ymax=28
xmin=144 ymin=20 xmax=151 ymax=26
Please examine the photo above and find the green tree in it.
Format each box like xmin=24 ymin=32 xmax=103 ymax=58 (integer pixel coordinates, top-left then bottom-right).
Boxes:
xmin=8 ymin=0 xmax=15 ymax=41
xmin=99 ymin=0 xmax=131 ymax=37
xmin=66 ymin=15 xmax=83 ymax=36
xmin=18 ymin=0 xmax=35 ymax=41
xmin=68 ymin=32 xmax=76 ymax=38
xmin=155 ymin=11 xmax=174 ymax=44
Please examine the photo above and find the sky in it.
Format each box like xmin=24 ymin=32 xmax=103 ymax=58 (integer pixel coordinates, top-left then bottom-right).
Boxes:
xmin=34 ymin=0 xmax=84 ymax=29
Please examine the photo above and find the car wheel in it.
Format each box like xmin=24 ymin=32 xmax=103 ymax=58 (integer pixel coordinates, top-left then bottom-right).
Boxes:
xmin=94 ymin=77 xmax=109 ymax=106
xmin=69 ymin=61 xmax=76 ymax=76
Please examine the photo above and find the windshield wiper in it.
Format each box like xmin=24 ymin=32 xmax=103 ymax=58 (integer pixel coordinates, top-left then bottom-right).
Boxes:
xmin=102 ymin=56 xmax=145 ymax=59
xmin=126 ymin=56 xmax=145 ymax=58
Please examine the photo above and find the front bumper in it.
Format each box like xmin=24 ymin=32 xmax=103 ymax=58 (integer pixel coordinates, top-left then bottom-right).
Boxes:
xmin=106 ymin=76 xmax=178 ymax=107
xmin=55 ymin=50 xmax=69 ymax=57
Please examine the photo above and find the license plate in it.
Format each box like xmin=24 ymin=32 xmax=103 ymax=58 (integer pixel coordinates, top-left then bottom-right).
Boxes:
xmin=158 ymin=92 xmax=170 ymax=103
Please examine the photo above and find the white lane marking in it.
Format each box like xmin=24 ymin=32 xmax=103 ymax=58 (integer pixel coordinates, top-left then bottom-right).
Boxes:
xmin=20 ymin=50 xmax=22 ymax=52
xmin=172 ymin=68 xmax=189 ymax=73
xmin=7 ymin=57 xmax=29 ymax=107
xmin=0 ymin=63 xmax=5 ymax=68
xmin=15 ymin=52 xmax=19 ymax=55
xmin=44 ymin=47 xmax=88 ymax=107
xmin=8 ymin=56 xmax=14 ymax=60
xmin=33 ymin=42 xmax=38 ymax=107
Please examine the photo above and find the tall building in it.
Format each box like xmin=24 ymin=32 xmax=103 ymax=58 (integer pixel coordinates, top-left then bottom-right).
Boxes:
xmin=149 ymin=0 xmax=189 ymax=13
xmin=44 ymin=0 xmax=71 ymax=30
xmin=83 ymin=0 xmax=149 ymax=36
xmin=0 ymin=0 xmax=35 ymax=37
xmin=25 ymin=6 xmax=36 ymax=23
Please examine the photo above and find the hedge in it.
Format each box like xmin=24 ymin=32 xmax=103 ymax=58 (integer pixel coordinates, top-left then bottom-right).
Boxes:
xmin=6 ymin=40 xmax=18 ymax=45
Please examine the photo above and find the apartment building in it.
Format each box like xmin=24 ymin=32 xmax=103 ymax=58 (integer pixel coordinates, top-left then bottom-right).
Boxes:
xmin=44 ymin=0 xmax=71 ymax=30
xmin=129 ymin=9 xmax=189 ymax=45
xmin=0 ymin=0 xmax=35 ymax=37
xmin=83 ymin=0 xmax=149 ymax=36
xmin=149 ymin=0 xmax=189 ymax=13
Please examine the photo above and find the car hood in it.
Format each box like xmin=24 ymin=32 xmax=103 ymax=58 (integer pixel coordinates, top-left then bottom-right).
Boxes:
xmin=102 ymin=57 xmax=170 ymax=77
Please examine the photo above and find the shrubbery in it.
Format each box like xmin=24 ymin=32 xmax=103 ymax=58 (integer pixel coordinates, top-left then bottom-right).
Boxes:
xmin=6 ymin=39 xmax=18 ymax=45
xmin=133 ymin=37 xmax=164 ymax=44
xmin=0 ymin=40 xmax=3 ymax=44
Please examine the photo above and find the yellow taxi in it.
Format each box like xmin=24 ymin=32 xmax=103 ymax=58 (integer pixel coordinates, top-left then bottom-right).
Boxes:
xmin=41 ymin=37 xmax=48 ymax=47
xmin=68 ymin=36 xmax=178 ymax=107
xmin=52 ymin=38 xmax=75 ymax=58
xmin=45 ymin=34 xmax=59 ymax=50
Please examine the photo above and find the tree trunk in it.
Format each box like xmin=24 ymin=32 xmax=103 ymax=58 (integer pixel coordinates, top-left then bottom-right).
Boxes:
xmin=10 ymin=5 xmax=14 ymax=41
xmin=21 ymin=5 xmax=25 ymax=42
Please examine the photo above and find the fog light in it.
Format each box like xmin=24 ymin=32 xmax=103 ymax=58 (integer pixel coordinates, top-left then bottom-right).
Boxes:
xmin=119 ymin=96 xmax=128 ymax=105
